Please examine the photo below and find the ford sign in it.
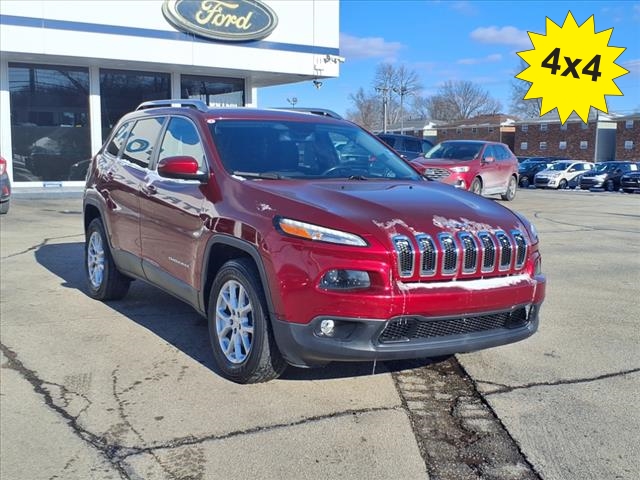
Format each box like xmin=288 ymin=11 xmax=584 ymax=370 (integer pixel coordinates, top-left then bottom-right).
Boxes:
xmin=162 ymin=0 xmax=278 ymax=42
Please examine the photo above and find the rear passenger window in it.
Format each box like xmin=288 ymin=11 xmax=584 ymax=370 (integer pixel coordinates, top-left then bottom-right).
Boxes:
xmin=106 ymin=122 xmax=132 ymax=157
xmin=122 ymin=117 xmax=166 ymax=168
xmin=158 ymin=117 xmax=206 ymax=169
xmin=404 ymin=138 xmax=422 ymax=152
xmin=494 ymin=145 xmax=512 ymax=161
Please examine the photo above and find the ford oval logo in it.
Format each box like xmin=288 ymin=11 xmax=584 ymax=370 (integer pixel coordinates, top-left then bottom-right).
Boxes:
xmin=162 ymin=0 xmax=278 ymax=42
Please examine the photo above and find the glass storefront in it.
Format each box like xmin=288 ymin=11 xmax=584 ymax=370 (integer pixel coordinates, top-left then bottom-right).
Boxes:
xmin=181 ymin=75 xmax=244 ymax=107
xmin=100 ymin=69 xmax=171 ymax=140
xmin=9 ymin=64 xmax=91 ymax=182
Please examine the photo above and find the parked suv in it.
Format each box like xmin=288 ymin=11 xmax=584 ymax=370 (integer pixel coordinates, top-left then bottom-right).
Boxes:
xmin=83 ymin=100 xmax=546 ymax=383
xmin=534 ymin=161 xmax=594 ymax=189
xmin=518 ymin=159 xmax=555 ymax=188
xmin=579 ymin=161 xmax=639 ymax=191
xmin=411 ymin=140 xmax=519 ymax=201
xmin=377 ymin=133 xmax=433 ymax=160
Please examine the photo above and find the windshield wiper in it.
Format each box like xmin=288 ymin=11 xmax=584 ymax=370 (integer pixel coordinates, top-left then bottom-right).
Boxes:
xmin=232 ymin=171 xmax=283 ymax=179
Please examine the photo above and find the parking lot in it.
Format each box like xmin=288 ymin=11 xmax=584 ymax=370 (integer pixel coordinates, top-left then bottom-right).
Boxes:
xmin=1 ymin=188 xmax=639 ymax=480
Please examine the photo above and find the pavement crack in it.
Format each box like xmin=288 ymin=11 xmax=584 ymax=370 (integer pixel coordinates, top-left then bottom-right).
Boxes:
xmin=478 ymin=367 xmax=640 ymax=395
xmin=0 ymin=342 xmax=131 ymax=480
xmin=1 ymin=233 xmax=83 ymax=260
xmin=119 ymin=405 xmax=399 ymax=460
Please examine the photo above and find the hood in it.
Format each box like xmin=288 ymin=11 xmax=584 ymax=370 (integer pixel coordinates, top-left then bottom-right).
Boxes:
xmin=241 ymin=179 xmax=525 ymax=246
xmin=412 ymin=158 xmax=471 ymax=169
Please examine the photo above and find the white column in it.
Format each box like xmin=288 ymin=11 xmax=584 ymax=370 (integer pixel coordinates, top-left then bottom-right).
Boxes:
xmin=88 ymin=66 xmax=102 ymax=155
xmin=0 ymin=59 xmax=14 ymax=181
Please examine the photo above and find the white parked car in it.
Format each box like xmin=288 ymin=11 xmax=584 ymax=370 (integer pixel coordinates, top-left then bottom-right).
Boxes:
xmin=534 ymin=161 xmax=594 ymax=189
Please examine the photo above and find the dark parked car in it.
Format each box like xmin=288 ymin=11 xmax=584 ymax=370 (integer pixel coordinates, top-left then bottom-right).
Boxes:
xmin=518 ymin=159 xmax=555 ymax=187
xmin=0 ymin=156 xmax=11 ymax=214
xmin=579 ymin=161 xmax=639 ymax=191
xmin=620 ymin=170 xmax=640 ymax=193
xmin=83 ymin=99 xmax=546 ymax=383
xmin=411 ymin=140 xmax=519 ymax=201
xmin=377 ymin=133 xmax=433 ymax=160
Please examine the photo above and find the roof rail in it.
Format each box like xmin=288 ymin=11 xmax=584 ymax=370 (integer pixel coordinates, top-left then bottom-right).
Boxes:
xmin=136 ymin=99 xmax=209 ymax=112
xmin=274 ymin=107 xmax=343 ymax=119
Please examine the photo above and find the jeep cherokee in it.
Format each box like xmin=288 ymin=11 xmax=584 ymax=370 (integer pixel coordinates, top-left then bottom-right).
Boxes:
xmin=83 ymin=100 xmax=546 ymax=384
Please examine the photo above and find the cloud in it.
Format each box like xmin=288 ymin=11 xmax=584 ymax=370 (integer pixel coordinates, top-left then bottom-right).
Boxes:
xmin=457 ymin=53 xmax=503 ymax=65
xmin=623 ymin=59 xmax=640 ymax=76
xmin=470 ymin=26 xmax=531 ymax=49
xmin=450 ymin=1 xmax=478 ymax=16
xmin=339 ymin=33 xmax=404 ymax=61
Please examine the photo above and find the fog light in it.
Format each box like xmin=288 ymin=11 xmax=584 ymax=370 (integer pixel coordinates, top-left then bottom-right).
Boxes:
xmin=320 ymin=319 xmax=335 ymax=336
xmin=320 ymin=269 xmax=370 ymax=290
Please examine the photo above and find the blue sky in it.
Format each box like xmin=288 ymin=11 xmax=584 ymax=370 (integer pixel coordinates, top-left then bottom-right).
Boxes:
xmin=258 ymin=0 xmax=640 ymax=118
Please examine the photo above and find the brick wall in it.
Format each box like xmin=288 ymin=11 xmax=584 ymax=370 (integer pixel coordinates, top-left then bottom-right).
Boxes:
xmin=514 ymin=121 xmax=596 ymax=160
xmin=615 ymin=118 xmax=640 ymax=161
xmin=437 ymin=126 xmax=502 ymax=144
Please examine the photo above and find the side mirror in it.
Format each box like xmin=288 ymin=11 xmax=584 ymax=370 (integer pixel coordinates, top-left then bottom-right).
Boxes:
xmin=157 ymin=156 xmax=208 ymax=182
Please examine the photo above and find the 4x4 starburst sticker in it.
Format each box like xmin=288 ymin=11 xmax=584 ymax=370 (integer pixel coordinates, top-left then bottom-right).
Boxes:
xmin=516 ymin=11 xmax=628 ymax=124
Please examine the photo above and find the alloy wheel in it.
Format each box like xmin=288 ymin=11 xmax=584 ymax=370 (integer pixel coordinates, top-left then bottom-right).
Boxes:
xmin=215 ymin=280 xmax=254 ymax=364
xmin=87 ymin=231 xmax=105 ymax=289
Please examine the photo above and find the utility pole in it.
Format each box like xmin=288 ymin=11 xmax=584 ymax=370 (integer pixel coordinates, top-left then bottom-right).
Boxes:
xmin=393 ymin=86 xmax=409 ymax=133
xmin=375 ymin=86 xmax=389 ymax=133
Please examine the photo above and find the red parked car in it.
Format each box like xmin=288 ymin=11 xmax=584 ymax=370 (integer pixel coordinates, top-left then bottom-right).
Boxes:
xmin=411 ymin=140 xmax=519 ymax=201
xmin=83 ymin=100 xmax=545 ymax=383
xmin=0 ymin=156 xmax=11 ymax=214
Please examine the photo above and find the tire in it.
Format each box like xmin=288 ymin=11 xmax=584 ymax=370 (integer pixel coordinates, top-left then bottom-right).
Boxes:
xmin=0 ymin=201 xmax=9 ymax=215
xmin=469 ymin=177 xmax=482 ymax=195
xmin=558 ymin=179 xmax=568 ymax=189
xmin=208 ymin=258 xmax=286 ymax=384
xmin=605 ymin=180 xmax=615 ymax=192
xmin=520 ymin=176 xmax=529 ymax=188
xmin=501 ymin=176 xmax=517 ymax=201
xmin=85 ymin=218 xmax=131 ymax=300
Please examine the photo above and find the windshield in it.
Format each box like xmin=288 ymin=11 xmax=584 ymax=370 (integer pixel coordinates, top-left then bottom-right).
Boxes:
xmin=547 ymin=162 xmax=572 ymax=171
xmin=424 ymin=141 xmax=483 ymax=161
xmin=208 ymin=120 xmax=422 ymax=180
xmin=594 ymin=163 xmax=618 ymax=172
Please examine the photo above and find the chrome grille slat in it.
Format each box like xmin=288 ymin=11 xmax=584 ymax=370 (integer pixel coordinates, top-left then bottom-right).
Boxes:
xmin=392 ymin=230 xmax=527 ymax=279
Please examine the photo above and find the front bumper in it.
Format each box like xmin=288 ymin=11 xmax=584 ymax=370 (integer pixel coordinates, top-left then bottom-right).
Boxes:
xmin=272 ymin=303 xmax=542 ymax=367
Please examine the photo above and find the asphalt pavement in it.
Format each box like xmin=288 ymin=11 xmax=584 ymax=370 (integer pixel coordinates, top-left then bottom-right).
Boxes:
xmin=1 ymin=188 xmax=638 ymax=480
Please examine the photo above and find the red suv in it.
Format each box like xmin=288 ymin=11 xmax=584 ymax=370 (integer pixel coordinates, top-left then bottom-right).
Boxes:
xmin=411 ymin=140 xmax=519 ymax=201
xmin=83 ymin=100 xmax=545 ymax=383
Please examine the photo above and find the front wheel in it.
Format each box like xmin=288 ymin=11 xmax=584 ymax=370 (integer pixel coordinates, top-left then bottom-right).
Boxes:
xmin=558 ymin=179 xmax=568 ymax=189
xmin=0 ymin=201 xmax=9 ymax=215
xmin=469 ymin=178 xmax=482 ymax=195
xmin=208 ymin=258 xmax=286 ymax=384
xmin=519 ymin=176 xmax=529 ymax=188
xmin=85 ymin=218 xmax=130 ymax=300
xmin=501 ymin=176 xmax=517 ymax=201
xmin=606 ymin=180 xmax=615 ymax=192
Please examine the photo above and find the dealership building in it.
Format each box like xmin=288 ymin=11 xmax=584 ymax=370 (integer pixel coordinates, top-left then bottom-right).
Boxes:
xmin=0 ymin=0 xmax=340 ymax=190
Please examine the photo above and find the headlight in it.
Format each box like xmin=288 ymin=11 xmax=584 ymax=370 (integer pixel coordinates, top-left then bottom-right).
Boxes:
xmin=450 ymin=166 xmax=470 ymax=173
xmin=276 ymin=217 xmax=367 ymax=246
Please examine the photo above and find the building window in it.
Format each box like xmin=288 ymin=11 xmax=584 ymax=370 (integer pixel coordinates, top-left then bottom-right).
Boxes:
xmin=626 ymin=120 xmax=634 ymax=129
xmin=539 ymin=141 xmax=547 ymax=150
xmin=625 ymin=141 xmax=634 ymax=150
xmin=9 ymin=63 xmax=91 ymax=182
xmin=471 ymin=127 xmax=477 ymax=133
xmin=581 ymin=122 xmax=588 ymax=130
xmin=520 ymin=142 xmax=528 ymax=150
xmin=560 ymin=123 xmax=568 ymax=131
xmin=441 ymin=130 xmax=447 ymax=135
xmin=456 ymin=128 xmax=462 ymax=134
xmin=100 ymin=69 xmax=171 ymax=140
xmin=559 ymin=141 xmax=567 ymax=150
xmin=580 ymin=141 xmax=588 ymax=149
xmin=521 ymin=124 xmax=528 ymax=132
xmin=488 ymin=126 xmax=494 ymax=133
xmin=540 ymin=123 xmax=548 ymax=131
xmin=181 ymin=74 xmax=244 ymax=108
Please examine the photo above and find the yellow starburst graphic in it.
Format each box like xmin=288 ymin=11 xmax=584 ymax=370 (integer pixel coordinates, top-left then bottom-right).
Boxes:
xmin=516 ymin=11 xmax=628 ymax=124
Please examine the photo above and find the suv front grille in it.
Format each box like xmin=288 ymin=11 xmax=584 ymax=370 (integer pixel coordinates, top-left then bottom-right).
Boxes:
xmin=423 ymin=167 xmax=450 ymax=180
xmin=391 ymin=230 xmax=526 ymax=278
xmin=378 ymin=307 xmax=530 ymax=343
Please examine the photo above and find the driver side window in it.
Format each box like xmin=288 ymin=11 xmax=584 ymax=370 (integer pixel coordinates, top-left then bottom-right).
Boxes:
xmin=158 ymin=117 xmax=205 ymax=170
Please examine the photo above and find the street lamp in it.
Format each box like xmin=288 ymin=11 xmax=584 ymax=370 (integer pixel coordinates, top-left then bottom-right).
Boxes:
xmin=287 ymin=97 xmax=298 ymax=108
xmin=375 ymin=86 xmax=389 ymax=133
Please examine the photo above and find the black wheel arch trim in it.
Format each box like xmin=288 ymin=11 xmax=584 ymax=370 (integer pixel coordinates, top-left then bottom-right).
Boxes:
xmin=200 ymin=235 xmax=276 ymax=320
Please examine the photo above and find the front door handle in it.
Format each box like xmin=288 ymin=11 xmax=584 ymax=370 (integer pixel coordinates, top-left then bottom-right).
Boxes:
xmin=142 ymin=183 xmax=157 ymax=196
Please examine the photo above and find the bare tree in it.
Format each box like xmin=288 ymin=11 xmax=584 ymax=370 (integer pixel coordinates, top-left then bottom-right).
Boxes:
xmin=510 ymin=59 xmax=542 ymax=118
xmin=419 ymin=80 xmax=501 ymax=122
xmin=346 ymin=87 xmax=379 ymax=130
xmin=372 ymin=63 xmax=422 ymax=128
